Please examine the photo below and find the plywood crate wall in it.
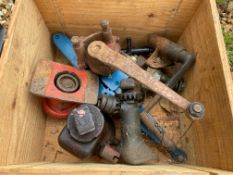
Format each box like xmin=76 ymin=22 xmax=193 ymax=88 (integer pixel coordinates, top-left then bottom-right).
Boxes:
xmin=0 ymin=0 xmax=233 ymax=174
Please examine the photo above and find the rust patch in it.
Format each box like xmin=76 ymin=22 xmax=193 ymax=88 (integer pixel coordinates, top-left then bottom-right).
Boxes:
xmin=72 ymin=20 xmax=121 ymax=76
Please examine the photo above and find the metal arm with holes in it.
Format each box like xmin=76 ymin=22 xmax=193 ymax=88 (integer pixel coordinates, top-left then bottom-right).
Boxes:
xmin=87 ymin=41 xmax=205 ymax=120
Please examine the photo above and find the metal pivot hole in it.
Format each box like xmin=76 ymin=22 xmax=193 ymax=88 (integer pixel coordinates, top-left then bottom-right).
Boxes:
xmin=55 ymin=72 xmax=80 ymax=93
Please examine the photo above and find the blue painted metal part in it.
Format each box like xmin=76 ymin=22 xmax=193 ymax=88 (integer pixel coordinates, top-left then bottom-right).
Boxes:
xmin=101 ymin=70 xmax=128 ymax=91
xmin=0 ymin=25 xmax=5 ymax=55
xmin=141 ymin=123 xmax=161 ymax=144
xmin=99 ymin=83 xmax=115 ymax=96
xmin=168 ymin=146 xmax=187 ymax=163
xmin=99 ymin=70 xmax=128 ymax=96
xmin=52 ymin=33 xmax=78 ymax=68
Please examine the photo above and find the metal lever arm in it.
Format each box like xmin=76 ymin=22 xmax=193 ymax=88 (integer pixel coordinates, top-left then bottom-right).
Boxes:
xmin=87 ymin=41 xmax=205 ymax=119
xmin=144 ymin=34 xmax=196 ymax=112
xmin=88 ymin=41 xmax=189 ymax=108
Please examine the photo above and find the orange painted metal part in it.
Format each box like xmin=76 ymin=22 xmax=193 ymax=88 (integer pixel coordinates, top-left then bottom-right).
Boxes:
xmin=45 ymin=62 xmax=87 ymax=102
xmin=30 ymin=60 xmax=99 ymax=104
xmin=42 ymin=98 xmax=77 ymax=119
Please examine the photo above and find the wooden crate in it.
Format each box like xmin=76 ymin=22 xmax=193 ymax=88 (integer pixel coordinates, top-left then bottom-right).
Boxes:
xmin=0 ymin=0 xmax=233 ymax=174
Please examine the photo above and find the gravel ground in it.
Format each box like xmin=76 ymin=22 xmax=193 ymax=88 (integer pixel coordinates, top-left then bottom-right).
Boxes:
xmin=217 ymin=0 xmax=233 ymax=69
xmin=0 ymin=0 xmax=14 ymax=29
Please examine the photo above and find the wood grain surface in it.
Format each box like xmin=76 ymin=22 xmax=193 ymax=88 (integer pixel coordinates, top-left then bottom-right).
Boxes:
xmin=35 ymin=0 xmax=201 ymax=45
xmin=179 ymin=0 xmax=233 ymax=171
xmin=0 ymin=0 xmax=53 ymax=165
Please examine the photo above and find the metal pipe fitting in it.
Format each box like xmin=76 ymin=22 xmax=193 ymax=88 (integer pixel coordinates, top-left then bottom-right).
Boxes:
xmin=144 ymin=34 xmax=205 ymax=120
xmin=149 ymin=34 xmax=195 ymax=89
xmin=122 ymin=37 xmax=153 ymax=55
xmin=98 ymin=78 xmax=156 ymax=164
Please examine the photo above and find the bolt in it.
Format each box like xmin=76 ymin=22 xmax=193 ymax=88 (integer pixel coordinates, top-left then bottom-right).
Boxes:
xmin=71 ymin=36 xmax=81 ymax=47
xmin=188 ymin=102 xmax=205 ymax=120
xmin=100 ymin=19 xmax=109 ymax=32
xmin=193 ymin=103 xmax=203 ymax=113
xmin=177 ymin=155 xmax=185 ymax=163
xmin=71 ymin=36 xmax=79 ymax=44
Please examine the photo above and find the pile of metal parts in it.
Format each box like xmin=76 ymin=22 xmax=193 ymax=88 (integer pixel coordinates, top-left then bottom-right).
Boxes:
xmin=30 ymin=20 xmax=205 ymax=165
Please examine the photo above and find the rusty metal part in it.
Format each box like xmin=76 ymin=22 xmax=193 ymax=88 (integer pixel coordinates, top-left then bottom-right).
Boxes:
xmin=120 ymin=79 xmax=156 ymax=164
xmin=100 ymin=19 xmax=114 ymax=44
xmin=136 ymin=55 xmax=147 ymax=68
xmin=98 ymin=78 xmax=156 ymax=165
xmin=146 ymin=68 xmax=170 ymax=83
xmin=67 ymin=105 xmax=104 ymax=142
xmin=144 ymin=34 xmax=205 ymax=120
xmin=100 ymin=19 xmax=121 ymax=52
xmin=120 ymin=102 xmax=156 ymax=164
xmin=98 ymin=94 xmax=186 ymax=163
xmin=58 ymin=104 xmax=119 ymax=162
xmin=99 ymin=144 xmax=120 ymax=163
xmin=146 ymin=50 xmax=171 ymax=69
xmin=98 ymin=94 xmax=120 ymax=114
xmin=148 ymin=34 xmax=196 ymax=90
xmin=71 ymin=36 xmax=87 ymax=69
xmin=120 ymin=77 xmax=135 ymax=90
xmin=187 ymin=102 xmax=205 ymax=119
xmin=140 ymin=111 xmax=177 ymax=149
xmin=30 ymin=60 xmax=99 ymax=104
xmin=71 ymin=20 xmax=120 ymax=75
xmin=72 ymin=106 xmax=95 ymax=135
xmin=73 ymin=32 xmax=113 ymax=75
xmin=140 ymin=111 xmax=187 ymax=163
xmin=87 ymin=41 xmax=190 ymax=110
xmin=192 ymin=103 xmax=203 ymax=113
xmin=55 ymin=72 xmax=80 ymax=93
xmin=59 ymin=127 xmax=99 ymax=158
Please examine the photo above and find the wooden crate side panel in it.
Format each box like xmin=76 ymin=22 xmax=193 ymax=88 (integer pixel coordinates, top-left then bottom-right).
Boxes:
xmin=0 ymin=163 xmax=211 ymax=175
xmin=179 ymin=165 xmax=233 ymax=175
xmin=165 ymin=0 xmax=201 ymax=40
xmin=178 ymin=0 xmax=233 ymax=170
xmin=34 ymin=0 xmax=201 ymax=47
xmin=0 ymin=0 xmax=53 ymax=165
